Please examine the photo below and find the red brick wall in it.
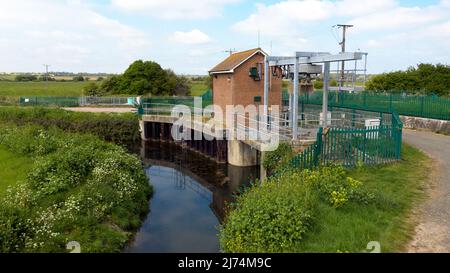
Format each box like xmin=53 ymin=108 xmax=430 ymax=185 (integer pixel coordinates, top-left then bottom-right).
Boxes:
xmin=211 ymin=52 xmax=282 ymax=117
xmin=212 ymin=73 xmax=233 ymax=115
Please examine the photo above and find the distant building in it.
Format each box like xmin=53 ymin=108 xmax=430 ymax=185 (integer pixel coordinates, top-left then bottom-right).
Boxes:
xmin=209 ymin=48 xmax=282 ymax=114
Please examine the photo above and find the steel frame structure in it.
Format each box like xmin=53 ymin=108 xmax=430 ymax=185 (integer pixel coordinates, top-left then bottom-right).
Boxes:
xmin=263 ymin=51 xmax=368 ymax=140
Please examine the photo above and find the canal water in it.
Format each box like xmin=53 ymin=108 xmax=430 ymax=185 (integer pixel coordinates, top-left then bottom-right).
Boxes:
xmin=125 ymin=141 xmax=259 ymax=253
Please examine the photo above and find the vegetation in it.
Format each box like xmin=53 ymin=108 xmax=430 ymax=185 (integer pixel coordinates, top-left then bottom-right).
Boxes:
xmin=0 ymin=107 xmax=140 ymax=145
xmin=221 ymin=144 xmax=430 ymax=253
xmin=0 ymin=124 xmax=152 ymax=252
xmin=366 ymin=63 xmax=450 ymax=97
xmin=0 ymin=146 xmax=33 ymax=196
xmin=0 ymin=81 xmax=85 ymax=97
xmin=87 ymin=60 xmax=191 ymax=97
xmin=262 ymin=143 xmax=293 ymax=175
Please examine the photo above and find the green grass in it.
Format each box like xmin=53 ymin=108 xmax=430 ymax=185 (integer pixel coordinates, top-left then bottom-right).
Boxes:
xmin=0 ymin=80 xmax=210 ymax=98
xmin=0 ymin=81 xmax=85 ymax=97
xmin=0 ymin=145 xmax=33 ymax=196
xmin=295 ymin=143 xmax=430 ymax=252
xmin=190 ymin=81 xmax=208 ymax=96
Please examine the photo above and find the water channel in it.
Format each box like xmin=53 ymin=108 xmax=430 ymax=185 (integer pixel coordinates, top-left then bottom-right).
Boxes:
xmin=125 ymin=141 xmax=259 ymax=253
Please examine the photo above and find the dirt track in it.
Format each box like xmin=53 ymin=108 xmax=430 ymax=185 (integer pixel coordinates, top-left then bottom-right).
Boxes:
xmin=403 ymin=129 xmax=450 ymax=253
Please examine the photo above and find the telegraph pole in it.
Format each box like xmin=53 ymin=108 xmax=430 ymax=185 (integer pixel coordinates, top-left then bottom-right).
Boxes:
xmin=337 ymin=24 xmax=353 ymax=92
xmin=43 ymin=64 xmax=50 ymax=91
xmin=224 ymin=48 xmax=236 ymax=56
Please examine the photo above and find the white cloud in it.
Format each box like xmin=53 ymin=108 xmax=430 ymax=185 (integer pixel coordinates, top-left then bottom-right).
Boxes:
xmin=111 ymin=0 xmax=240 ymax=19
xmin=0 ymin=0 xmax=150 ymax=72
xmin=171 ymin=29 xmax=213 ymax=44
xmin=233 ymin=0 xmax=334 ymax=35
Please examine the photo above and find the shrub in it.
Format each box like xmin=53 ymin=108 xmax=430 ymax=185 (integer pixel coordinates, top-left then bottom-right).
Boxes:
xmin=0 ymin=124 xmax=152 ymax=252
xmin=219 ymin=166 xmax=375 ymax=253
xmin=0 ymin=107 xmax=140 ymax=145
xmin=262 ymin=142 xmax=293 ymax=174
xmin=219 ymin=171 xmax=318 ymax=253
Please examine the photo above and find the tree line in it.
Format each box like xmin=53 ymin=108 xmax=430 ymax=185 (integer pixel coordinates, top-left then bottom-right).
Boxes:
xmin=366 ymin=63 xmax=450 ymax=97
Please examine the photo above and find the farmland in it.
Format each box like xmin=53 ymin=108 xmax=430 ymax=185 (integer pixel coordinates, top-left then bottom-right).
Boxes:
xmin=0 ymin=80 xmax=209 ymax=97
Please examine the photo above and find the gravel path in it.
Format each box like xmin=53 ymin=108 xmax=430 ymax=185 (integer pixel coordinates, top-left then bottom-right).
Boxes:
xmin=403 ymin=129 xmax=450 ymax=253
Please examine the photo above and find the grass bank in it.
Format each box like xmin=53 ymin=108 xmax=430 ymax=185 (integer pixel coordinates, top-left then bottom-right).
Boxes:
xmin=220 ymin=144 xmax=430 ymax=253
xmin=0 ymin=107 xmax=140 ymax=145
xmin=0 ymin=124 xmax=152 ymax=253
xmin=0 ymin=145 xmax=33 ymax=196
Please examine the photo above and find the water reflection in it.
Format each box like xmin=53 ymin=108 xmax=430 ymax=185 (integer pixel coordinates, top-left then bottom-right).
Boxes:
xmin=125 ymin=141 xmax=259 ymax=253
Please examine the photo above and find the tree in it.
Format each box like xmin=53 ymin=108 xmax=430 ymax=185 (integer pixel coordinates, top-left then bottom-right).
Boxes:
xmin=83 ymin=82 xmax=103 ymax=96
xmin=166 ymin=69 xmax=190 ymax=96
xmin=73 ymin=75 xmax=85 ymax=82
xmin=366 ymin=63 xmax=450 ymax=96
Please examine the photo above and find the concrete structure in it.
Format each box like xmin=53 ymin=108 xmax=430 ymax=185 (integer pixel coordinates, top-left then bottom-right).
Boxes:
xmin=209 ymin=48 xmax=282 ymax=115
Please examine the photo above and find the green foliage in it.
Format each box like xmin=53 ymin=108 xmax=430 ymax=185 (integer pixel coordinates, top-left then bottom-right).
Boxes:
xmin=15 ymin=74 xmax=38 ymax=82
xmin=366 ymin=63 xmax=450 ymax=96
xmin=220 ymin=165 xmax=373 ymax=253
xmin=82 ymin=82 xmax=105 ymax=96
xmin=0 ymin=124 xmax=152 ymax=253
xmin=0 ymin=107 xmax=140 ymax=145
xmin=313 ymin=79 xmax=324 ymax=89
xmin=307 ymin=166 xmax=375 ymax=208
xmin=262 ymin=143 xmax=293 ymax=174
xmin=330 ymin=79 xmax=338 ymax=87
xmin=219 ymin=171 xmax=318 ymax=253
xmin=72 ymin=75 xmax=85 ymax=82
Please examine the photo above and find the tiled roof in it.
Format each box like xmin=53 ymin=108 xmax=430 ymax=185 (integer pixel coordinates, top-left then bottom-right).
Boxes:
xmin=209 ymin=48 xmax=266 ymax=74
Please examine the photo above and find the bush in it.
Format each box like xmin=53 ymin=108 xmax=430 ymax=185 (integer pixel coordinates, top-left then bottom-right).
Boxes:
xmin=313 ymin=79 xmax=323 ymax=89
xmin=262 ymin=143 xmax=293 ymax=174
xmin=219 ymin=166 xmax=374 ymax=253
xmin=0 ymin=107 xmax=140 ymax=145
xmin=219 ymin=171 xmax=318 ymax=253
xmin=0 ymin=124 xmax=152 ymax=253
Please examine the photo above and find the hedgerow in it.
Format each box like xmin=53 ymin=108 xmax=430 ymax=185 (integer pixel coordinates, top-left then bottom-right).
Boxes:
xmin=0 ymin=107 xmax=140 ymax=145
xmin=0 ymin=125 xmax=152 ymax=253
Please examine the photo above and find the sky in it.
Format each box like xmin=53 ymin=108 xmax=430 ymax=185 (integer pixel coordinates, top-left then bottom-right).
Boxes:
xmin=0 ymin=0 xmax=449 ymax=75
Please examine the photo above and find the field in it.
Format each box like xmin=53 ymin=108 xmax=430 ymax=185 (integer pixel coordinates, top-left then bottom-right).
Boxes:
xmin=0 ymin=81 xmax=85 ymax=97
xmin=0 ymin=80 xmax=209 ymax=98
xmin=189 ymin=81 xmax=209 ymax=96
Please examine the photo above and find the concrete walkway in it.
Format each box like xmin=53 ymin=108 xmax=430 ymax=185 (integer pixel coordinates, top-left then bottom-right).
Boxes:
xmin=403 ymin=129 xmax=450 ymax=252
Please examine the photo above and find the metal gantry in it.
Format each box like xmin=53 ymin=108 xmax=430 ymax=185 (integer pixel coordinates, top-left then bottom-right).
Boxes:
xmin=264 ymin=51 xmax=368 ymax=140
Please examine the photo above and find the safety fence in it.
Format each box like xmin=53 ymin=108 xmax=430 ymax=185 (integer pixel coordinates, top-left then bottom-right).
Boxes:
xmin=276 ymin=112 xmax=403 ymax=175
xmin=297 ymin=91 xmax=450 ymax=120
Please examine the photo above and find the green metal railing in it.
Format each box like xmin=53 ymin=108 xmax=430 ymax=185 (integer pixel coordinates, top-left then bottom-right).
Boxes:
xmin=276 ymin=112 xmax=403 ymax=175
xmin=19 ymin=96 xmax=80 ymax=107
xmin=298 ymin=91 xmax=450 ymax=120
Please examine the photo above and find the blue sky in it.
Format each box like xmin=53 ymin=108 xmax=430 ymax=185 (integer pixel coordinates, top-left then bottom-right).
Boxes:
xmin=0 ymin=0 xmax=449 ymax=74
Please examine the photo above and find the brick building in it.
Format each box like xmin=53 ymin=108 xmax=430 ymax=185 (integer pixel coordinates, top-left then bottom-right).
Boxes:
xmin=209 ymin=48 xmax=282 ymax=114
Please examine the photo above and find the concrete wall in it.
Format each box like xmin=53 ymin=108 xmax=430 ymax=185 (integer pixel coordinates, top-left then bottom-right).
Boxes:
xmin=401 ymin=116 xmax=450 ymax=134
xmin=227 ymin=140 xmax=258 ymax=167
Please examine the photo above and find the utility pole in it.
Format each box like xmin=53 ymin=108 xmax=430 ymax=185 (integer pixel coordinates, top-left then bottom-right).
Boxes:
xmin=43 ymin=64 xmax=50 ymax=90
xmin=337 ymin=24 xmax=353 ymax=92
xmin=224 ymin=48 xmax=236 ymax=56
